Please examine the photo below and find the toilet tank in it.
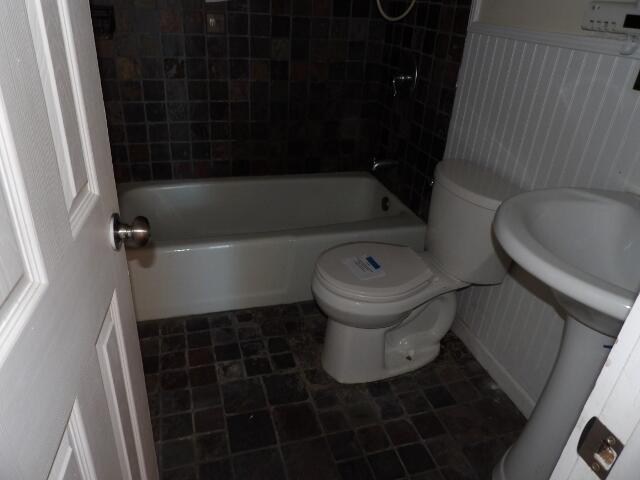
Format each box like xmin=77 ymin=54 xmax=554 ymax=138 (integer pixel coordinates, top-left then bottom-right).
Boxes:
xmin=426 ymin=160 xmax=521 ymax=285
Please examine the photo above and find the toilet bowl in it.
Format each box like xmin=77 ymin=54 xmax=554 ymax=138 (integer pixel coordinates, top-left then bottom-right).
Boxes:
xmin=312 ymin=160 xmax=521 ymax=383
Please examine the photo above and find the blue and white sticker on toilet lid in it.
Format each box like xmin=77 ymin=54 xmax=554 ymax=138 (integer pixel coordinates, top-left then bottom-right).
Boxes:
xmin=341 ymin=255 xmax=386 ymax=281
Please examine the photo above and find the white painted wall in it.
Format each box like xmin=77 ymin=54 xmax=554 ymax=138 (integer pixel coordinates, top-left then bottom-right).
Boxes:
xmin=479 ymin=0 xmax=592 ymax=34
xmin=446 ymin=23 xmax=640 ymax=416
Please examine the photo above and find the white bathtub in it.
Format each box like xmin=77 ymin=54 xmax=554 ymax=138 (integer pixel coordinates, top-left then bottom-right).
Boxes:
xmin=119 ymin=173 xmax=426 ymax=321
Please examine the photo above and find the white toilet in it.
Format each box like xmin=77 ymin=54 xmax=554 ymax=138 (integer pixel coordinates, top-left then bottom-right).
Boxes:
xmin=311 ymin=160 xmax=521 ymax=383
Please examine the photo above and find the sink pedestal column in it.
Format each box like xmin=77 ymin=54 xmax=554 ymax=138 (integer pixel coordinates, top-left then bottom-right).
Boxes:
xmin=493 ymin=316 xmax=614 ymax=480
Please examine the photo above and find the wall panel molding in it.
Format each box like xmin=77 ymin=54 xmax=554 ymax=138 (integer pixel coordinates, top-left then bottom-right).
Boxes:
xmin=446 ymin=25 xmax=640 ymax=416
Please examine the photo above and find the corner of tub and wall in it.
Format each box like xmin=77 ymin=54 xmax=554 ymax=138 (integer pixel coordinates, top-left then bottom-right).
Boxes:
xmin=108 ymin=0 xmax=640 ymax=420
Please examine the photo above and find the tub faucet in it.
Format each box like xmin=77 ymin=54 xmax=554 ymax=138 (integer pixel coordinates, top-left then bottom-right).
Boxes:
xmin=372 ymin=157 xmax=399 ymax=172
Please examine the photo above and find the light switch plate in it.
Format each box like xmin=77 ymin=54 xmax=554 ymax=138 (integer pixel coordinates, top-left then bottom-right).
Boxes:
xmin=582 ymin=1 xmax=640 ymax=34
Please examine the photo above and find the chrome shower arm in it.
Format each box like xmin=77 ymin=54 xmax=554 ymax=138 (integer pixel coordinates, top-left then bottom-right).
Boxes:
xmin=372 ymin=157 xmax=399 ymax=172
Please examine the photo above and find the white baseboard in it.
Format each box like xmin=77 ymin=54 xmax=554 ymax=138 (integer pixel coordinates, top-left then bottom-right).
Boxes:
xmin=452 ymin=318 xmax=536 ymax=418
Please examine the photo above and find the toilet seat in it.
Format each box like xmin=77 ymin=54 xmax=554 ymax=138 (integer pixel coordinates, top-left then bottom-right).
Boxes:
xmin=312 ymin=242 xmax=463 ymax=328
xmin=315 ymin=243 xmax=434 ymax=301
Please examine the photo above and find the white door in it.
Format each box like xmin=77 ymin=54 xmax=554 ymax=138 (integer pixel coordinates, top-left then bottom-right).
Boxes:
xmin=0 ymin=1 xmax=157 ymax=479
xmin=552 ymin=292 xmax=640 ymax=479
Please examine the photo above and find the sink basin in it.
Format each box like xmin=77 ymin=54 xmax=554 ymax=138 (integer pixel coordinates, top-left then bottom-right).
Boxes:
xmin=494 ymin=187 xmax=640 ymax=335
xmin=492 ymin=187 xmax=640 ymax=480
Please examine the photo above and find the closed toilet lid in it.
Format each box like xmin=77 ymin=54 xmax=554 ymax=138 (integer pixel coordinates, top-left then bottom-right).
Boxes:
xmin=315 ymin=242 xmax=435 ymax=301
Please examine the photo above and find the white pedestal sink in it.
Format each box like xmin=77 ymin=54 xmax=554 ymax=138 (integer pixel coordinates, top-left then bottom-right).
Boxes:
xmin=491 ymin=188 xmax=640 ymax=480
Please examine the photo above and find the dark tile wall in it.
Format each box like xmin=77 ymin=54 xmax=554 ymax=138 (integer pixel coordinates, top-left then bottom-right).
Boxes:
xmin=93 ymin=0 xmax=379 ymax=182
xmin=93 ymin=0 xmax=471 ymax=215
xmin=368 ymin=0 xmax=471 ymax=219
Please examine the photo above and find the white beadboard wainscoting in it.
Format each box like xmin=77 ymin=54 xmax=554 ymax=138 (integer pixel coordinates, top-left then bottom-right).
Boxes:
xmin=445 ymin=22 xmax=640 ymax=416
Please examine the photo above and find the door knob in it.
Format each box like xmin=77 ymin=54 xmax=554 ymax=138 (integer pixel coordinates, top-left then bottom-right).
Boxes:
xmin=110 ymin=213 xmax=150 ymax=250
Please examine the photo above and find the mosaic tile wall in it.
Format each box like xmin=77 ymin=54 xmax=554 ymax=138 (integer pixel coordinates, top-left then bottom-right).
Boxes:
xmin=93 ymin=0 xmax=379 ymax=182
xmin=369 ymin=0 xmax=471 ymax=219
xmin=92 ymin=0 xmax=470 ymax=200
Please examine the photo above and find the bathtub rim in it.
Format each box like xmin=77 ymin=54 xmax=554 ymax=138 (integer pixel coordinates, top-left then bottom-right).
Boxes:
xmin=117 ymin=170 xmax=389 ymax=195
xmin=126 ymin=213 xmax=425 ymax=251
xmin=118 ymin=171 xmax=425 ymax=248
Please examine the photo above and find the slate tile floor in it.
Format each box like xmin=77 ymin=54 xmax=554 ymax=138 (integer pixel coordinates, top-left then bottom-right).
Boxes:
xmin=139 ymin=302 xmax=525 ymax=480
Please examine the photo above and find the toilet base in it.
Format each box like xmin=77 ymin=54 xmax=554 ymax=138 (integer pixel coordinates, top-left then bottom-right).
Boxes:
xmin=321 ymin=292 xmax=456 ymax=383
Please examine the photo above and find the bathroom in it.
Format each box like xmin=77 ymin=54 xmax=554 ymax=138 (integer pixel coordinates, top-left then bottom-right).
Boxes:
xmin=89 ymin=0 xmax=640 ymax=477
xmin=2 ymin=0 xmax=634 ymax=478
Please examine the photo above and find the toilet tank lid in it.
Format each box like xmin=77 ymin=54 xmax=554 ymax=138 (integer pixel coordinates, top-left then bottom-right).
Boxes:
xmin=435 ymin=160 xmax=521 ymax=210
